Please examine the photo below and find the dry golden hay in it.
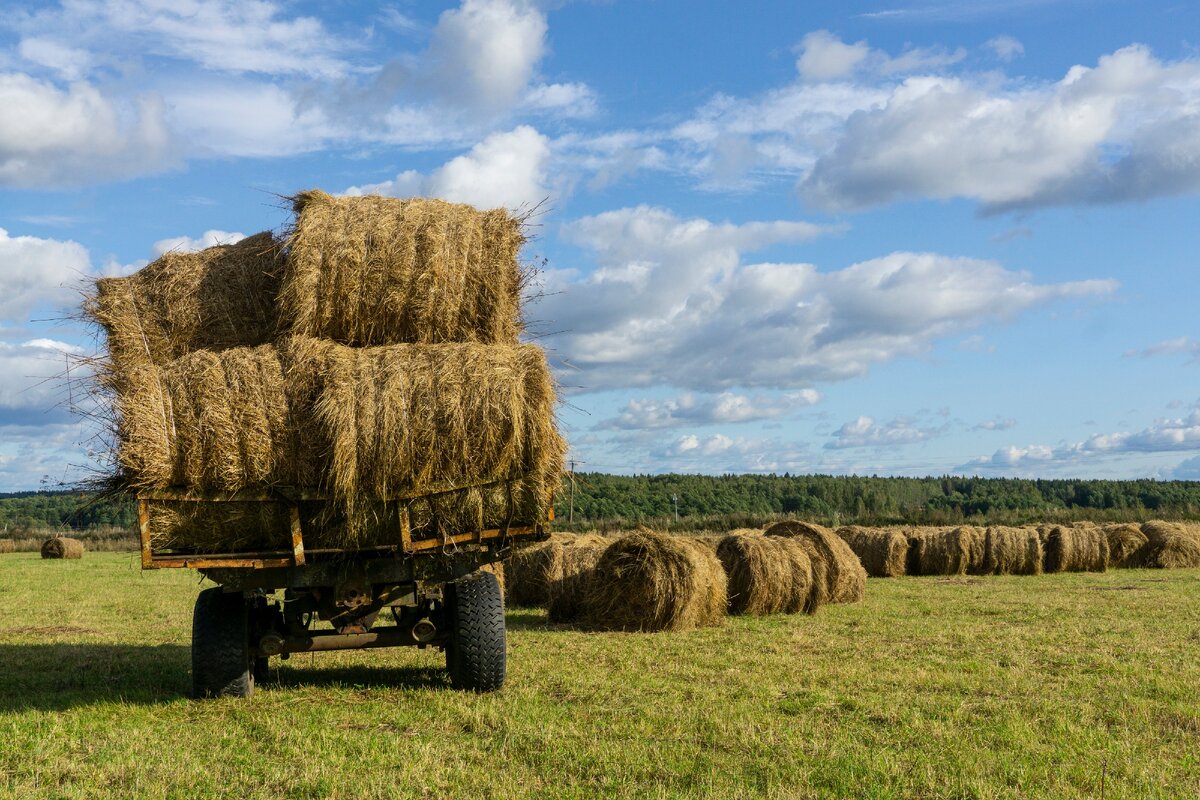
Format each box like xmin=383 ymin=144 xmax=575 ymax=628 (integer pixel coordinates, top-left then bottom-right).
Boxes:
xmin=291 ymin=337 xmax=565 ymax=545
xmin=982 ymin=526 xmax=1043 ymax=576
xmin=716 ymin=530 xmax=792 ymax=616
xmin=776 ymin=536 xmax=817 ymax=614
xmin=581 ymin=531 xmax=727 ymax=632
xmin=145 ymin=500 xmax=298 ymax=554
xmin=909 ymin=527 xmax=969 ymax=576
xmin=40 ymin=537 xmax=84 ymax=559
xmin=0 ymin=540 xmax=15 ymax=554
xmin=764 ymin=520 xmax=865 ymax=605
xmin=546 ymin=534 xmax=609 ymax=623
xmin=1138 ymin=521 xmax=1200 ymax=569
xmin=1103 ymin=524 xmax=1150 ymax=569
xmin=87 ymin=232 xmax=281 ymax=374
xmin=281 ymin=191 xmax=525 ymax=347
xmin=480 ymin=562 xmax=505 ymax=598
xmin=1043 ymin=525 xmax=1109 ymax=573
xmin=114 ymin=344 xmax=315 ymax=493
xmin=503 ymin=533 xmax=577 ymax=608
xmin=835 ymin=525 xmax=908 ymax=578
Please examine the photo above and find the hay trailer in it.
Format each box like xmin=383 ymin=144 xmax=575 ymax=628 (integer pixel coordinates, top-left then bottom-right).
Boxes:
xmin=138 ymin=489 xmax=549 ymax=699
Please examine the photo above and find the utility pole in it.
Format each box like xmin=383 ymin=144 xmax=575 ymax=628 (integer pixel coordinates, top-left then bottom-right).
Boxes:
xmin=672 ymin=493 xmax=678 ymax=524
xmin=568 ymin=459 xmax=576 ymax=525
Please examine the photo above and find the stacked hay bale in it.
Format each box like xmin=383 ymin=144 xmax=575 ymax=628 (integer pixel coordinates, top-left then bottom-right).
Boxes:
xmin=835 ymin=525 xmax=907 ymax=578
xmin=716 ymin=529 xmax=816 ymax=615
xmin=89 ymin=192 xmax=565 ymax=553
xmin=764 ymin=520 xmax=865 ymax=605
xmin=40 ymin=537 xmax=84 ymax=559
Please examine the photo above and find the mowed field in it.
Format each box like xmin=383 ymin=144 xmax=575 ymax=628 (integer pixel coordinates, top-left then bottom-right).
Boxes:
xmin=1 ymin=553 xmax=1197 ymax=799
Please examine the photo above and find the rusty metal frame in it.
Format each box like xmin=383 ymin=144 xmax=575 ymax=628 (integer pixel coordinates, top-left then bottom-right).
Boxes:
xmin=138 ymin=486 xmax=549 ymax=570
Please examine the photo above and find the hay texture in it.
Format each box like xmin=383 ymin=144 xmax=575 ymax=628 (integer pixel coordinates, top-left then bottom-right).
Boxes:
xmin=503 ymin=534 xmax=574 ymax=608
xmin=292 ymin=337 xmax=564 ymax=542
xmin=582 ymin=531 xmax=727 ymax=632
xmin=982 ymin=526 xmax=1043 ymax=576
xmin=764 ymin=520 xmax=865 ymax=605
xmin=40 ymin=537 xmax=84 ymax=559
xmin=0 ymin=540 xmax=15 ymax=554
xmin=546 ymin=535 xmax=608 ymax=623
xmin=835 ymin=525 xmax=907 ymax=578
xmin=717 ymin=530 xmax=814 ymax=615
xmin=1138 ymin=521 xmax=1200 ymax=569
xmin=1043 ymin=525 xmax=1109 ymax=573
xmin=281 ymin=191 xmax=525 ymax=346
xmin=906 ymin=526 xmax=985 ymax=576
xmin=88 ymin=233 xmax=280 ymax=374
xmin=1104 ymin=524 xmax=1150 ymax=568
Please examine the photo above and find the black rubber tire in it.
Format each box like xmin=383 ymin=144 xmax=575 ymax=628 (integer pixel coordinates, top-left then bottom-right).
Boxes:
xmin=192 ymin=587 xmax=254 ymax=699
xmin=253 ymin=656 xmax=270 ymax=686
xmin=444 ymin=570 xmax=506 ymax=692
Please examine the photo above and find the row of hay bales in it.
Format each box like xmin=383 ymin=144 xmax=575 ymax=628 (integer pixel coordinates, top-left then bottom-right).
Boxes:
xmin=501 ymin=521 xmax=867 ymax=632
xmin=832 ymin=521 xmax=1200 ymax=578
xmin=88 ymin=191 xmax=565 ymax=552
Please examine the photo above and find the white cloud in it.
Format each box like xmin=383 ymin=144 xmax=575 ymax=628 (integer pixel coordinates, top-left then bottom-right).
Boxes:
xmin=0 ymin=73 xmax=171 ymax=186
xmin=523 ymin=82 xmax=598 ymax=118
xmin=825 ymin=415 xmax=943 ymax=449
xmin=151 ymin=230 xmax=246 ymax=257
xmin=0 ymin=339 xmax=82 ymax=426
xmin=539 ymin=207 xmax=1115 ymax=393
xmin=801 ymin=45 xmax=1200 ymax=212
xmin=794 ymin=30 xmax=964 ymax=83
xmin=17 ymin=37 xmax=91 ymax=80
xmin=1168 ymin=456 xmax=1200 ymax=480
xmin=975 ymin=417 xmax=1017 ymax=431
xmin=346 ymin=125 xmax=551 ymax=209
xmin=0 ymin=229 xmax=91 ymax=322
xmin=1124 ymin=337 xmax=1200 ymax=362
xmin=598 ymin=390 xmax=821 ymax=431
xmin=986 ymin=35 xmax=1024 ymax=62
xmin=427 ymin=0 xmax=548 ymax=113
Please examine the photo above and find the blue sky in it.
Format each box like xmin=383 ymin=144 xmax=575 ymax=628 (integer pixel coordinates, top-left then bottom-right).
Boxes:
xmin=1 ymin=0 xmax=1199 ymax=490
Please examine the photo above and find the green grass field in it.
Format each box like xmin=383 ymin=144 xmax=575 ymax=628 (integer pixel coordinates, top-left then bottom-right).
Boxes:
xmin=1 ymin=552 xmax=1197 ymax=799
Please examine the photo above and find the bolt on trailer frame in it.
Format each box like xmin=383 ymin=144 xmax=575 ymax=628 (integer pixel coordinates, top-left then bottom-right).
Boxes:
xmin=137 ymin=485 xmax=552 ymax=698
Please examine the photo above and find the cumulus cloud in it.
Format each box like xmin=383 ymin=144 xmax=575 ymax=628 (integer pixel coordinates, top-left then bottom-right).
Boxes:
xmin=825 ymin=416 xmax=944 ymax=449
xmin=345 ymin=125 xmax=551 ymax=208
xmin=597 ymin=390 xmax=821 ymax=431
xmin=151 ymin=230 xmax=246 ymax=257
xmin=1168 ymin=456 xmax=1200 ymax=480
xmin=0 ymin=339 xmax=81 ymax=426
xmin=986 ymin=35 xmax=1024 ymax=62
xmin=539 ymin=206 xmax=1115 ymax=392
xmin=794 ymin=30 xmax=964 ymax=82
xmin=0 ymin=73 xmax=171 ymax=187
xmin=0 ymin=229 xmax=91 ymax=322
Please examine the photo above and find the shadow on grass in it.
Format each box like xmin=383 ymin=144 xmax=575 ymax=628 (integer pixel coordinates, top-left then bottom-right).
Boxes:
xmin=0 ymin=643 xmax=191 ymax=711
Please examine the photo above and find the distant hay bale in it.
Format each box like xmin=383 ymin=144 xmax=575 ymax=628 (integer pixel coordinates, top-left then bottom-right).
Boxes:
xmin=503 ymin=534 xmax=573 ymax=608
xmin=1139 ymin=521 xmax=1200 ymax=569
xmin=959 ymin=526 xmax=988 ymax=575
xmin=1044 ymin=525 xmax=1109 ymax=573
xmin=546 ymin=535 xmax=608 ymax=623
xmin=983 ymin=526 xmax=1043 ymax=576
xmin=1104 ymin=524 xmax=1149 ymax=568
xmin=0 ymin=539 xmax=15 ymax=554
xmin=835 ymin=525 xmax=907 ymax=577
xmin=764 ymin=520 xmax=865 ymax=605
xmin=87 ymin=232 xmax=281 ymax=373
xmin=717 ymin=531 xmax=792 ymax=615
xmin=292 ymin=337 xmax=565 ymax=544
xmin=40 ymin=537 xmax=84 ymax=559
xmin=910 ymin=527 xmax=968 ymax=576
xmin=281 ymin=191 xmax=525 ymax=346
xmin=582 ymin=531 xmax=726 ymax=632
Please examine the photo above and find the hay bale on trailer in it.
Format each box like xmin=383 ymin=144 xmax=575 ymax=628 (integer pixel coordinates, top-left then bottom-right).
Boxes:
xmin=281 ymin=191 xmax=526 ymax=347
xmin=983 ymin=526 xmax=1043 ymax=576
xmin=764 ymin=520 xmax=865 ymax=604
xmin=835 ymin=525 xmax=907 ymax=577
xmin=546 ymin=535 xmax=609 ymax=623
xmin=1103 ymin=524 xmax=1149 ymax=568
xmin=1044 ymin=525 xmax=1109 ymax=573
xmin=87 ymin=232 xmax=281 ymax=374
xmin=1138 ymin=521 xmax=1200 ymax=569
xmin=582 ymin=531 xmax=726 ymax=632
xmin=40 ymin=537 xmax=84 ymax=559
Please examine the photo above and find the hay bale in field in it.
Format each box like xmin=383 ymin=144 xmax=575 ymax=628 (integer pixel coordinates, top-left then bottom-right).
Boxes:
xmin=1044 ymin=525 xmax=1109 ymax=573
xmin=1103 ymin=524 xmax=1149 ymax=568
xmin=0 ymin=539 xmax=15 ymax=554
xmin=982 ymin=526 xmax=1043 ymax=576
xmin=546 ymin=534 xmax=608 ymax=623
xmin=503 ymin=533 xmax=578 ymax=608
xmin=281 ymin=191 xmax=525 ymax=347
xmin=1138 ymin=521 xmax=1200 ymax=569
xmin=40 ymin=537 xmax=84 ymax=559
xmin=909 ymin=527 xmax=969 ymax=576
xmin=959 ymin=526 xmax=988 ymax=575
xmin=87 ymin=232 xmax=281 ymax=373
xmin=835 ymin=525 xmax=907 ymax=578
xmin=717 ymin=531 xmax=792 ymax=615
xmin=581 ymin=531 xmax=726 ymax=632
xmin=291 ymin=337 xmax=565 ymax=543
xmin=764 ymin=520 xmax=865 ymax=605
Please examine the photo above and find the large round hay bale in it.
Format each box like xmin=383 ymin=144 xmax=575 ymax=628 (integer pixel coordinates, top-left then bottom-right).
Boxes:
xmin=910 ymin=527 xmax=969 ymax=576
xmin=581 ymin=531 xmax=726 ymax=632
xmin=502 ymin=533 xmax=576 ymax=608
xmin=1044 ymin=525 xmax=1109 ymax=573
xmin=776 ymin=536 xmax=816 ymax=614
xmin=1139 ymin=521 xmax=1200 ymax=569
xmin=716 ymin=531 xmax=791 ymax=615
xmin=764 ymin=520 xmax=865 ymax=605
xmin=40 ymin=537 xmax=84 ymax=560
xmin=959 ymin=526 xmax=988 ymax=575
xmin=834 ymin=526 xmax=907 ymax=577
xmin=1103 ymin=524 xmax=1149 ymax=568
xmin=546 ymin=535 xmax=609 ymax=623
xmin=983 ymin=526 xmax=1043 ymax=576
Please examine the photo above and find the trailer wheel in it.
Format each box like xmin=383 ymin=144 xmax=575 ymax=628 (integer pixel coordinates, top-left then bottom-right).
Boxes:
xmin=444 ymin=570 xmax=506 ymax=692
xmin=192 ymin=587 xmax=254 ymax=699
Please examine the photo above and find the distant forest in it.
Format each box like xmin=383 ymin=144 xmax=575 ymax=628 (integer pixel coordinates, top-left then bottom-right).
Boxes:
xmin=3 ymin=473 xmax=1200 ymax=534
